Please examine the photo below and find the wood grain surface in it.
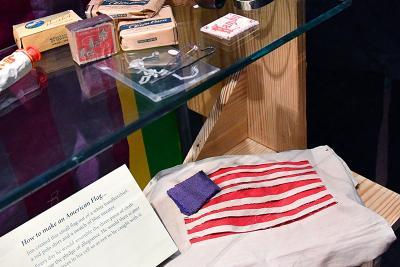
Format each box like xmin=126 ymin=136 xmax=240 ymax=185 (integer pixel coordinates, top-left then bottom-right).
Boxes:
xmin=354 ymin=173 xmax=400 ymax=229
xmin=176 ymin=0 xmax=308 ymax=150
xmin=184 ymin=70 xmax=248 ymax=163
xmin=243 ymin=0 xmax=307 ymax=151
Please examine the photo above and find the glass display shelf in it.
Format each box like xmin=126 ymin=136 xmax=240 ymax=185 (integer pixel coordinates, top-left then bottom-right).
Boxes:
xmin=0 ymin=0 xmax=351 ymax=211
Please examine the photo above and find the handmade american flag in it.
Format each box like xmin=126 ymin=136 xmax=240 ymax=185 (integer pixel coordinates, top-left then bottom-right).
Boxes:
xmin=184 ymin=160 xmax=337 ymax=244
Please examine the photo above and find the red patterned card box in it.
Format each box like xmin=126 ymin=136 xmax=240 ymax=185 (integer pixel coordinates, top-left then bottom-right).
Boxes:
xmin=66 ymin=15 xmax=118 ymax=65
xmin=200 ymin=13 xmax=259 ymax=41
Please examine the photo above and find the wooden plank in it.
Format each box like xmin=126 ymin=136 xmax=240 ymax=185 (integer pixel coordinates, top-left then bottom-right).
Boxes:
xmin=187 ymin=83 xmax=224 ymax=117
xmin=225 ymin=138 xmax=275 ymax=155
xmin=360 ymin=261 xmax=375 ymax=267
xmin=246 ymin=45 xmax=307 ymax=151
xmin=177 ymin=0 xmax=307 ymax=121
xmin=354 ymin=173 xmax=400 ymax=229
xmin=244 ymin=0 xmax=307 ymax=151
xmin=184 ymin=70 xmax=248 ymax=163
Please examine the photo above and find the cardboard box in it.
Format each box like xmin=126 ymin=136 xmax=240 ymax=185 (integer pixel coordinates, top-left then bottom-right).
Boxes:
xmin=13 ymin=10 xmax=82 ymax=52
xmin=66 ymin=15 xmax=119 ymax=65
xmin=118 ymin=6 xmax=178 ymax=51
xmin=85 ymin=0 xmax=103 ymax=18
xmin=98 ymin=0 xmax=164 ymax=20
xmin=200 ymin=13 xmax=259 ymax=41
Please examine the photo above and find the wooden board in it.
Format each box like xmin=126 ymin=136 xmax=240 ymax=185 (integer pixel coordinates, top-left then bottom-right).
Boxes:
xmin=187 ymin=83 xmax=224 ymax=117
xmin=225 ymin=138 xmax=275 ymax=155
xmin=246 ymin=44 xmax=307 ymax=151
xmin=184 ymin=71 xmax=248 ymax=163
xmin=354 ymin=173 xmax=400 ymax=228
xmin=243 ymin=0 xmax=307 ymax=151
xmin=224 ymin=138 xmax=400 ymax=229
xmin=179 ymin=0 xmax=307 ymax=126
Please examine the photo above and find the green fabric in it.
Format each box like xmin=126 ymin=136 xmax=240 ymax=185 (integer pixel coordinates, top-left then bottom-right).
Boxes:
xmin=142 ymin=111 xmax=183 ymax=176
xmin=135 ymin=92 xmax=183 ymax=177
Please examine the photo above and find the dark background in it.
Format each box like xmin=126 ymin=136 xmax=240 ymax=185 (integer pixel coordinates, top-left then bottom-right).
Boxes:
xmin=307 ymin=0 xmax=400 ymax=265
xmin=307 ymin=0 xmax=400 ymax=198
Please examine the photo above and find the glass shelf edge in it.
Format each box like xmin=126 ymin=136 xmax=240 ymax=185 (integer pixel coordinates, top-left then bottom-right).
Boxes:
xmin=0 ymin=0 xmax=352 ymax=212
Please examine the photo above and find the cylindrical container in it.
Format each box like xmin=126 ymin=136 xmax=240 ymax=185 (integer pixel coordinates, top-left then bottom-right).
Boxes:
xmin=195 ymin=0 xmax=226 ymax=9
xmin=0 ymin=47 xmax=41 ymax=91
xmin=234 ymin=0 xmax=274 ymax=10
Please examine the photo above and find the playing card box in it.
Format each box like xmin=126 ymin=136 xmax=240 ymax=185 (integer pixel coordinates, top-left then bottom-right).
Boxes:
xmin=66 ymin=14 xmax=119 ymax=65
xmin=200 ymin=13 xmax=259 ymax=42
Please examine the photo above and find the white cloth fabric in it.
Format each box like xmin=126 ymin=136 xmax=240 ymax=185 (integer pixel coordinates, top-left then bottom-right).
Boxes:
xmin=144 ymin=146 xmax=395 ymax=267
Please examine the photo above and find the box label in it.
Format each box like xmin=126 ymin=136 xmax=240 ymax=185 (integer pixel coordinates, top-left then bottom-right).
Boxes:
xmin=119 ymin=18 xmax=172 ymax=31
xmin=75 ymin=24 xmax=116 ymax=62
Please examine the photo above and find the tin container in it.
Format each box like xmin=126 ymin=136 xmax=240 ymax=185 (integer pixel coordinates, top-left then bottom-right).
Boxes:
xmin=234 ymin=0 xmax=274 ymax=10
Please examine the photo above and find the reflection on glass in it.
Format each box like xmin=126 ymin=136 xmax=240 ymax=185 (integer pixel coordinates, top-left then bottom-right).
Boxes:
xmin=0 ymin=67 xmax=47 ymax=117
xmin=75 ymin=64 xmax=115 ymax=100
xmin=0 ymin=0 xmax=352 ymax=213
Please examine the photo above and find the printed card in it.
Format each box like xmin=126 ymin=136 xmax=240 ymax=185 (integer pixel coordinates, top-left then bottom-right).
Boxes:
xmin=0 ymin=165 xmax=177 ymax=267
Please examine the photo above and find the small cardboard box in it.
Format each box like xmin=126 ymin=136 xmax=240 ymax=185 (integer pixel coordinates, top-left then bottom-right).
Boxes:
xmin=98 ymin=0 xmax=164 ymax=20
xmin=13 ymin=10 xmax=82 ymax=52
xmin=66 ymin=15 xmax=119 ymax=65
xmin=200 ymin=13 xmax=259 ymax=41
xmin=118 ymin=6 xmax=178 ymax=51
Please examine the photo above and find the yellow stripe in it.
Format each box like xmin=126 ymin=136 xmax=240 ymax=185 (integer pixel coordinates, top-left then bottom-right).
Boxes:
xmin=116 ymin=81 xmax=151 ymax=189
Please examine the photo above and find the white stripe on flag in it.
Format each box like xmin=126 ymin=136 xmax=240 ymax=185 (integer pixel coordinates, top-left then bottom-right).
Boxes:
xmin=187 ymin=182 xmax=325 ymax=218
xmin=185 ymin=190 xmax=331 ymax=228
xmin=210 ymin=162 xmax=311 ymax=180
xmin=188 ymin=198 xmax=336 ymax=239
xmin=213 ymin=174 xmax=321 ymax=198
xmin=216 ymin=168 xmax=314 ymax=188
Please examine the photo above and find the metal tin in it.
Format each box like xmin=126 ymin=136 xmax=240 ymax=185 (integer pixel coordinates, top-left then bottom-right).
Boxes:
xmin=194 ymin=0 xmax=226 ymax=9
xmin=234 ymin=0 xmax=274 ymax=10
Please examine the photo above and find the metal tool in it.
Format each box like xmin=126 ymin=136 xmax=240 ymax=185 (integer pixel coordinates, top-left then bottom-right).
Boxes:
xmin=149 ymin=45 xmax=215 ymax=84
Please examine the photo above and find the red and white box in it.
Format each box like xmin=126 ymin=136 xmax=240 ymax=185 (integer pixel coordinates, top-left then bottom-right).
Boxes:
xmin=200 ymin=13 xmax=259 ymax=41
xmin=66 ymin=14 xmax=118 ymax=65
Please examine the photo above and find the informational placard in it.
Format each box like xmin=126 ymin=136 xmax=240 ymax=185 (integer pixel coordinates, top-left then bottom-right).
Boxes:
xmin=0 ymin=165 xmax=177 ymax=267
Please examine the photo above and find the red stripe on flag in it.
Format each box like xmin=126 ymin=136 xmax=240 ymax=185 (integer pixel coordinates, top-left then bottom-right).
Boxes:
xmin=209 ymin=160 xmax=310 ymax=178
xmin=185 ymin=186 xmax=327 ymax=224
xmin=202 ymin=179 xmax=322 ymax=209
xmin=220 ymin=171 xmax=318 ymax=190
xmin=188 ymin=194 xmax=334 ymax=234
xmin=189 ymin=202 xmax=336 ymax=244
xmin=213 ymin=166 xmax=314 ymax=185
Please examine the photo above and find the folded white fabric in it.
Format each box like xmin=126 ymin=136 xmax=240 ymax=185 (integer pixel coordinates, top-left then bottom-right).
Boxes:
xmin=144 ymin=146 xmax=396 ymax=267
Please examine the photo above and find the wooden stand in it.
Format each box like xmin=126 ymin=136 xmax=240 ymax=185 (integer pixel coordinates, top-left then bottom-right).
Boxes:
xmin=184 ymin=65 xmax=400 ymax=266
xmin=184 ymin=64 xmax=400 ymax=231
xmin=177 ymin=0 xmax=400 ymax=229
xmin=177 ymin=1 xmax=400 ymax=264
